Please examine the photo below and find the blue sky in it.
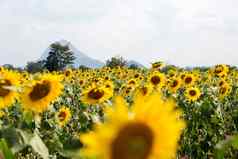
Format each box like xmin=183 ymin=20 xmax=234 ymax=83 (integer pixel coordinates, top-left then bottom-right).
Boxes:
xmin=0 ymin=0 xmax=238 ymax=67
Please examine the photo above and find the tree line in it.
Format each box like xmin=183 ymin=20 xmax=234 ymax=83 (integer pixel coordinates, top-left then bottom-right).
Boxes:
xmin=25 ymin=42 xmax=140 ymax=73
xmin=1 ymin=41 xmax=141 ymax=72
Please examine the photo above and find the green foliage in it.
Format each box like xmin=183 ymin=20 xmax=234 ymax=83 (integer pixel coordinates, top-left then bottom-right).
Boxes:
xmin=0 ymin=138 xmax=14 ymax=159
xmin=0 ymin=65 xmax=238 ymax=158
xmin=78 ymin=65 xmax=90 ymax=71
xmin=176 ymin=83 xmax=238 ymax=158
xmin=128 ymin=64 xmax=139 ymax=69
xmin=1 ymin=64 xmax=23 ymax=72
xmin=44 ymin=42 xmax=76 ymax=71
xmin=25 ymin=60 xmax=45 ymax=73
xmin=215 ymin=135 xmax=238 ymax=159
xmin=106 ymin=56 xmax=127 ymax=68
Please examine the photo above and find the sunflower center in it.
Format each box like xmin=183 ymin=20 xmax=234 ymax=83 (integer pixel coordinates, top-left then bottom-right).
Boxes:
xmin=220 ymin=87 xmax=227 ymax=94
xmin=111 ymin=122 xmax=154 ymax=159
xmin=125 ymin=87 xmax=132 ymax=94
xmin=189 ymin=90 xmax=197 ymax=96
xmin=134 ymin=74 xmax=139 ymax=78
xmin=29 ymin=80 xmax=51 ymax=101
xmin=88 ymin=89 xmax=104 ymax=100
xmin=141 ymin=87 xmax=148 ymax=96
xmin=219 ymin=81 xmax=224 ymax=86
xmin=125 ymin=89 xmax=131 ymax=94
xmin=181 ymin=74 xmax=185 ymax=79
xmin=129 ymin=80 xmax=136 ymax=85
xmin=0 ymin=79 xmax=12 ymax=97
xmin=184 ymin=77 xmax=192 ymax=84
xmin=58 ymin=111 xmax=67 ymax=122
xmin=106 ymin=84 xmax=111 ymax=88
xmin=65 ymin=71 xmax=71 ymax=77
xmin=171 ymin=80 xmax=178 ymax=88
xmin=153 ymin=63 xmax=161 ymax=68
xmin=215 ymin=67 xmax=223 ymax=74
xmin=79 ymin=80 xmax=84 ymax=85
xmin=150 ymin=76 xmax=160 ymax=85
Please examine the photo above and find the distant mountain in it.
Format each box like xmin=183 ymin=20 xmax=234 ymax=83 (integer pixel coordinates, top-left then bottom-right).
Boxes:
xmin=40 ymin=40 xmax=104 ymax=68
xmin=127 ymin=60 xmax=145 ymax=68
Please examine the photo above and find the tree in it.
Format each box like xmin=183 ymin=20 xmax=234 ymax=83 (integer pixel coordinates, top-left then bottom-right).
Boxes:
xmin=106 ymin=56 xmax=127 ymax=68
xmin=78 ymin=65 xmax=90 ymax=71
xmin=161 ymin=64 xmax=177 ymax=73
xmin=2 ymin=64 xmax=23 ymax=71
xmin=44 ymin=42 xmax=76 ymax=71
xmin=128 ymin=64 xmax=139 ymax=69
xmin=2 ymin=64 xmax=15 ymax=70
xmin=26 ymin=60 xmax=45 ymax=73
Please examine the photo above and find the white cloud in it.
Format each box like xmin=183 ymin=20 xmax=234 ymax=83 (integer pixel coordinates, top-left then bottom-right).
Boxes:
xmin=0 ymin=0 xmax=238 ymax=67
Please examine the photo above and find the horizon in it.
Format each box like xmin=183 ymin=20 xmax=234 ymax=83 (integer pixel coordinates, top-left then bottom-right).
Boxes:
xmin=1 ymin=0 xmax=238 ymax=67
xmin=2 ymin=38 xmax=238 ymax=69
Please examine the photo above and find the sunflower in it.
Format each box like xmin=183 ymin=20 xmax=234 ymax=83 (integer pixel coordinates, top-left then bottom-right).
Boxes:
xmin=0 ymin=70 xmax=20 ymax=109
xmin=121 ymin=85 xmax=135 ymax=97
xmin=56 ymin=106 xmax=71 ymax=127
xmin=127 ymin=79 xmax=138 ymax=86
xmin=218 ymin=83 xmax=231 ymax=99
xmin=185 ymin=87 xmax=201 ymax=102
xmin=91 ymin=77 xmax=104 ymax=86
xmin=20 ymin=71 xmax=31 ymax=84
xmin=213 ymin=64 xmax=229 ymax=77
xmin=21 ymin=74 xmax=63 ymax=113
xmin=104 ymin=81 xmax=114 ymax=93
xmin=134 ymin=73 xmax=141 ymax=79
xmin=183 ymin=73 xmax=196 ymax=86
xmin=168 ymin=77 xmax=181 ymax=93
xmin=80 ymin=94 xmax=185 ymax=159
xmin=167 ymin=69 xmax=177 ymax=78
xmin=77 ymin=79 xmax=86 ymax=86
xmin=81 ymin=84 xmax=113 ymax=105
xmin=134 ymin=84 xmax=153 ymax=100
xmin=0 ymin=110 xmax=5 ymax=118
xmin=151 ymin=61 xmax=165 ymax=70
xmin=0 ymin=67 xmax=5 ymax=73
xmin=217 ymin=79 xmax=230 ymax=88
xmin=63 ymin=69 xmax=74 ymax=83
xmin=218 ymin=79 xmax=225 ymax=87
xmin=148 ymin=71 xmax=166 ymax=89
xmin=104 ymin=76 xmax=111 ymax=81
xmin=180 ymin=72 xmax=186 ymax=80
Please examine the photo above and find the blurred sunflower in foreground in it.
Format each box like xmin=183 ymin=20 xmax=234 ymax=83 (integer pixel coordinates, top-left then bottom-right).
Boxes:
xmin=80 ymin=94 xmax=185 ymax=159
xmin=21 ymin=74 xmax=63 ymax=113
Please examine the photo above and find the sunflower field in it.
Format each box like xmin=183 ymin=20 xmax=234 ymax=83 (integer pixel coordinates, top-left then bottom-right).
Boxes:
xmin=0 ymin=63 xmax=238 ymax=159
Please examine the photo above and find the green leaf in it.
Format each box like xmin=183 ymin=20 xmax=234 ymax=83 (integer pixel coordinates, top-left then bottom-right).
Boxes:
xmin=215 ymin=149 xmax=225 ymax=159
xmin=215 ymin=134 xmax=238 ymax=159
xmin=0 ymin=138 xmax=14 ymax=159
xmin=0 ymin=127 xmax=19 ymax=148
xmin=23 ymin=111 xmax=34 ymax=126
xmin=231 ymin=135 xmax=238 ymax=149
xmin=14 ymin=129 xmax=49 ymax=159
xmin=29 ymin=132 xmax=49 ymax=159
